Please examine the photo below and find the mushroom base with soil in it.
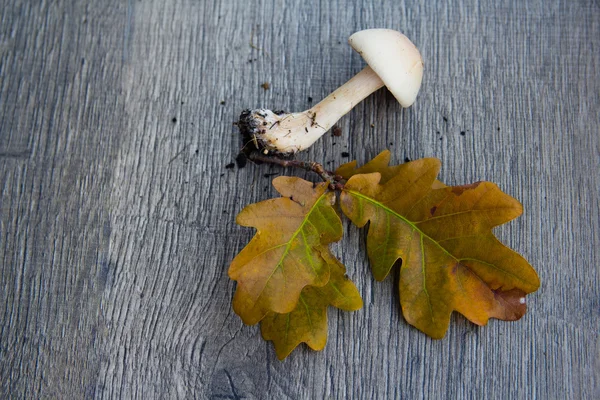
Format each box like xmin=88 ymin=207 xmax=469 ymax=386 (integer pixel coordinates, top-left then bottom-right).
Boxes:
xmin=239 ymin=66 xmax=386 ymax=155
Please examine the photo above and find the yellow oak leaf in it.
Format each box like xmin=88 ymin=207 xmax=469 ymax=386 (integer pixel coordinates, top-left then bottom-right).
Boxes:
xmin=261 ymin=253 xmax=362 ymax=360
xmin=340 ymin=157 xmax=540 ymax=338
xmin=229 ymin=176 xmax=342 ymax=324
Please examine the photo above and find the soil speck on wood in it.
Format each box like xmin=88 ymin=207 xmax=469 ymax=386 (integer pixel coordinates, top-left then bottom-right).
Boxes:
xmin=261 ymin=82 xmax=270 ymax=90
xmin=308 ymin=96 xmax=313 ymax=103
xmin=172 ymin=117 xmax=177 ymax=123
xmin=460 ymin=131 xmax=466 ymax=136
xmin=225 ymin=162 xmax=235 ymax=169
xmin=332 ymin=125 xmax=342 ymax=137
xmin=235 ymin=153 xmax=247 ymax=168
xmin=341 ymin=152 xmax=350 ymax=157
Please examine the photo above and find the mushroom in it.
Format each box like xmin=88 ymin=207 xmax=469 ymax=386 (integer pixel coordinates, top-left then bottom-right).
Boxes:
xmin=238 ymin=29 xmax=424 ymax=155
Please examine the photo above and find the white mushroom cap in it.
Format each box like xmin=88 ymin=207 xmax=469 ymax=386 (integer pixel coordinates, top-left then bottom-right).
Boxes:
xmin=349 ymin=29 xmax=424 ymax=107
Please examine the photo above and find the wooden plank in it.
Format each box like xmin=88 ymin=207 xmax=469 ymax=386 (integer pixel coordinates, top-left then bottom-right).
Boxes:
xmin=0 ymin=1 xmax=130 ymax=397
xmin=1 ymin=0 xmax=598 ymax=398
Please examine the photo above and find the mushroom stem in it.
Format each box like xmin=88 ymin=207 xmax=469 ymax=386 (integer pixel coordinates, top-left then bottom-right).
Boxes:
xmin=306 ymin=66 xmax=385 ymax=134
xmin=240 ymin=66 xmax=384 ymax=154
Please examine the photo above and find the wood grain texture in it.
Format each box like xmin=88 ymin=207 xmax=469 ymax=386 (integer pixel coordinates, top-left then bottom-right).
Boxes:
xmin=1 ymin=0 xmax=598 ymax=398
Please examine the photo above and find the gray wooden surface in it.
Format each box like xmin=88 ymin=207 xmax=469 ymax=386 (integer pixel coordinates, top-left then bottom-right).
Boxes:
xmin=1 ymin=0 xmax=598 ymax=398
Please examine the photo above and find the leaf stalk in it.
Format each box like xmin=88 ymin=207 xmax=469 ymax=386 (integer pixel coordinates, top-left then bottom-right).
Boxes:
xmin=247 ymin=151 xmax=345 ymax=191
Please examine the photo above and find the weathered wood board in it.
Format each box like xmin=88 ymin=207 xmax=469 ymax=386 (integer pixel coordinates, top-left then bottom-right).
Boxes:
xmin=1 ymin=0 xmax=598 ymax=398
